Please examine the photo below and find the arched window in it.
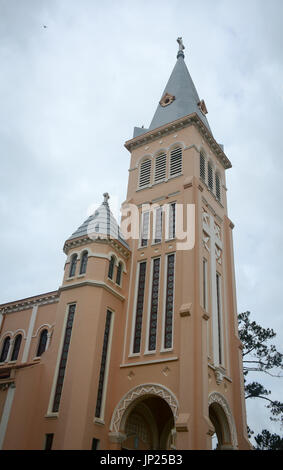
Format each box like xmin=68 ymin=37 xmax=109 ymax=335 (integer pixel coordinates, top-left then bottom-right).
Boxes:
xmin=0 ymin=336 xmax=10 ymax=362
xmin=200 ymin=152 xmax=206 ymax=181
xmin=116 ymin=262 xmax=123 ymax=286
xmin=11 ymin=334 xmax=22 ymax=361
xmin=169 ymin=147 xmax=182 ymax=177
xmin=139 ymin=159 xmax=151 ymax=188
xmin=208 ymin=161 xmax=214 ymax=191
xmin=108 ymin=255 xmax=115 ymax=280
xmin=69 ymin=253 xmax=78 ymax=277
xmin=215 ymin=173 xmax=221 ymax=201
xmin=37 ymin=329 xmax=48 ymax=357
xmin=79 ymin=251 xmax=88 ymax=275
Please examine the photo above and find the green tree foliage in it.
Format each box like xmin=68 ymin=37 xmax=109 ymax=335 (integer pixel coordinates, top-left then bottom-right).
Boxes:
xmin=254 ymin=429 xmax=283 ymax=450
xmin=238 ymin=311 xmax=283 ymax=448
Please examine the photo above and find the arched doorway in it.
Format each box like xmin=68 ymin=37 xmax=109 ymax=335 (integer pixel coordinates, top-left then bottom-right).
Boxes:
xmin=208 ymin=392 xmax=238 ymax=450
xmin=110 ymin=384 xmax=178 ymax=450
xmin=123 ymin=396 xmax=174 ymax=450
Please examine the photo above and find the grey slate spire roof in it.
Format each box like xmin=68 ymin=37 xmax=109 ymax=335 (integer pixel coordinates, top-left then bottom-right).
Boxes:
xmin=68 ymin=193 xmax=129 ymax=250
xmin=133 ymin=38 xmax=211 ymax=138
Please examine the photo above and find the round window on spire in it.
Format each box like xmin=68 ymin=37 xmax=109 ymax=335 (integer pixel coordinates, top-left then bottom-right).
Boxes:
xmin=159 ymin=92 xmax=175 ymax=107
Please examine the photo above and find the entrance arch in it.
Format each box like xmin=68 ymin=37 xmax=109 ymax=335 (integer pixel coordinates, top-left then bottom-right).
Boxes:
xmin=109 ymin=384 xmax=178 ymax=450
xmin=208 ymin=392 xmax=238 ymax=450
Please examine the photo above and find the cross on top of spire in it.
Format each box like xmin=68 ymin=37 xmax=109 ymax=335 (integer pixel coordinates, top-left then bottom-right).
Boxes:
xmin=103 ymin=192 xmax=110 ymax=205
xmin=177 ymin=37 xmax=185 ymax=58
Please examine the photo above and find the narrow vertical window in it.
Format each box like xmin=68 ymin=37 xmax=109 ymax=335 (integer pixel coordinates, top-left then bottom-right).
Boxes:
xmin=215 ymin=173 xmax=221 ymax=201
xmin=200 ymin=152 xmax=206 ymax=181
xmin=0 ymin=337 xmax=10 ymax=362
xmin=168 ymin=203 xmax=176 ymax=239
xmin=69 ymin=254 xmax=77 ymax=277
xmin=208 ymin=162 xmax=214 ymax=191
xmin=133 ymin=262 xmax=147 ymax=354
xmin=37 ymin=329 xmax=48 ymax=357
xmin=52 ymin=304 xmax=76 ymax=413
xmin=139 ymin=159 xmax=151 ymax=188
xmin=148 ymin=258 xmax=160 ymax=351
xmin=154 ymin=153 xmax=166 ymax=183
xmin=154 ymin=206 xmax=163 ymax=244
xmin=44 ymin=433 xmax=54 ymax=450
xmin=203 ymin=258 xmax=208 ymax=311
xmin=116 ymin=262 xmax=123 ymax=286
xmin=108 ymin=255 xmax=115 ymax=280
xmin=91 ymin=438 xmax=99 ymax=450
xmin=216 ymin=273 xmax=222 ymax=365
xmin=11 ymin=334 xmax=22 ymax=361
xmin=164 ymin=254 xmax=175 ymax=349
xmin=95 ymin=310 xmax=112 ymax=418
xmin=140 ymin=211 xmax=150 ymax=247
xmin=79 ymin=251 xmax=88 ymax=275
xmin=169 ymin=147 xmax=182 ymax=177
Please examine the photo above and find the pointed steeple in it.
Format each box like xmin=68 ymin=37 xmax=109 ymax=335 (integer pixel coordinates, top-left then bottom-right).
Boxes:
xmin=149 ymin=38 xmax=211 ymax=133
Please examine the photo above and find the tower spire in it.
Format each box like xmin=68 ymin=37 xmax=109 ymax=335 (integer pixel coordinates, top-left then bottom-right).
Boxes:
xmin=177 ymin=37 xmax=185 ymax=59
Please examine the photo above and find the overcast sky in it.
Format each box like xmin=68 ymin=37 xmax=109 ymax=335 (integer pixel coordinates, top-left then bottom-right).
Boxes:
xmin=0 ymin=0 xmax=282 ymax=445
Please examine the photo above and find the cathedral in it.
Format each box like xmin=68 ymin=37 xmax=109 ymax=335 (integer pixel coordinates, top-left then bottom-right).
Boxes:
xmin=0 ymin=39 xmax=251 ymax=450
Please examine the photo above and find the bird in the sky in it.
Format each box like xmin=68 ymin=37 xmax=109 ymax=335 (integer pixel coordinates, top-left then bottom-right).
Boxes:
xmin=43 ymin=25 xmax=47 ymax=28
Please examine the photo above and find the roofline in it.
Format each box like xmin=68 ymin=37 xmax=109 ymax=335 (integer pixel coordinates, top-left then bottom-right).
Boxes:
xmin=124 ymin=112 xmax=232 ymax=170
xmin=0 ymin=290 xmax=59 ymax=313
xmin=63 ymin=234 xmax=131 ymax=257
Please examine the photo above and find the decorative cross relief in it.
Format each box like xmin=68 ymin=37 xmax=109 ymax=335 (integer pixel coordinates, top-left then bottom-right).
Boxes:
xmin=202 ymin=210 xmax=211 ymax=252
xmin=202 ymin=209 xmax=223 ymax=367
xmin=202 ymin=211 xmax=222 ymax=264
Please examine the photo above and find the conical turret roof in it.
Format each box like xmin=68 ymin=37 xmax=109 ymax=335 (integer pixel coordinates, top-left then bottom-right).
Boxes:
xmin=67 ymin=193 xmax=129 ymax=250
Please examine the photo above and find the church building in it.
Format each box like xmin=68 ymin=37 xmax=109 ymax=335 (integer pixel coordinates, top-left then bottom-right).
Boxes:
xmin=0 ymin=39 xmax=251 ymax=450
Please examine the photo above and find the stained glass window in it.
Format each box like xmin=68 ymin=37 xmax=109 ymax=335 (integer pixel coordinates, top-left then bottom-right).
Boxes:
xmin=116 ymin=262 xmax=123 ymax=286
xmin=69 ymin=254 xmax=77 ymax=277
xmin=168 ymin=203 xmax=176 ymax=239
xmin=133 ymin=262 xmax=147 ymax=354
xmin=148 ymin=258 xmax=160 ymax=351
xmin=0 ymin=337 xmax=10 ymax=362
xmin=108 ymin=256 xmax=115 ymax=280
xmin=11 ymin=334 xmax=22 ymax=361
xmin=80 ymin=251 xmax=88 ymax=275
xmin=95 ymin=310 xmax=112 ymax=418
xmin=37 ymin=329 xmax=48 ymax=357
xmin=52 ymin=304 xmax=76 ymax=413
xmin=154 ymin=207 xmax=163 ymax=244
xmin=140 ymin=212 xmax=150 ymax=247
xmin=164 ymin=254 xmax=175 ymax=349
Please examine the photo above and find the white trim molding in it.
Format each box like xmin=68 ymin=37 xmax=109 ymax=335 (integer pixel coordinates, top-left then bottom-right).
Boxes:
xmin=110 ymin=383 xmax=179 ymax=434
xmin=208 ymin=391 xmax=238 ymax=449
xmin=0 ymin=383 xmax=16 ymax=449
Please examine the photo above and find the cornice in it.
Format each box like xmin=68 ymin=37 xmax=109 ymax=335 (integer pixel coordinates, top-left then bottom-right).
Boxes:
xmin=124 ymin=112 xmax=232 ymax=170
xmin=63 ymin=235 xmax=131 ymax=259
xmin=0 ymin=291 xmax=59 ymax=315
xmin=59 ymin=280 xmax=125 ymax=301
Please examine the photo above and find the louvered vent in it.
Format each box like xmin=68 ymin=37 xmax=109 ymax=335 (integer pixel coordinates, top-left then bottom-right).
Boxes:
xmin=170 ymin=147 xmax=182 ymax=177
xmin=154 ymin=153 xmax=166 ymax=183
xmin=215 ymin=173 xmax=221 ymax=200
xmin=139 ymin=159 xmax=151 ymax=188
xmin=208 ymin=162 xmax=214 ymax=191
xmin=200 ymin=153 xmax=206 ymax=181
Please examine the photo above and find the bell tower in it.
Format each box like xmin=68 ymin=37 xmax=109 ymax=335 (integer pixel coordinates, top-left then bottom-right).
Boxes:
xmin=109 ymin=38 xmax=251 ymax=450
